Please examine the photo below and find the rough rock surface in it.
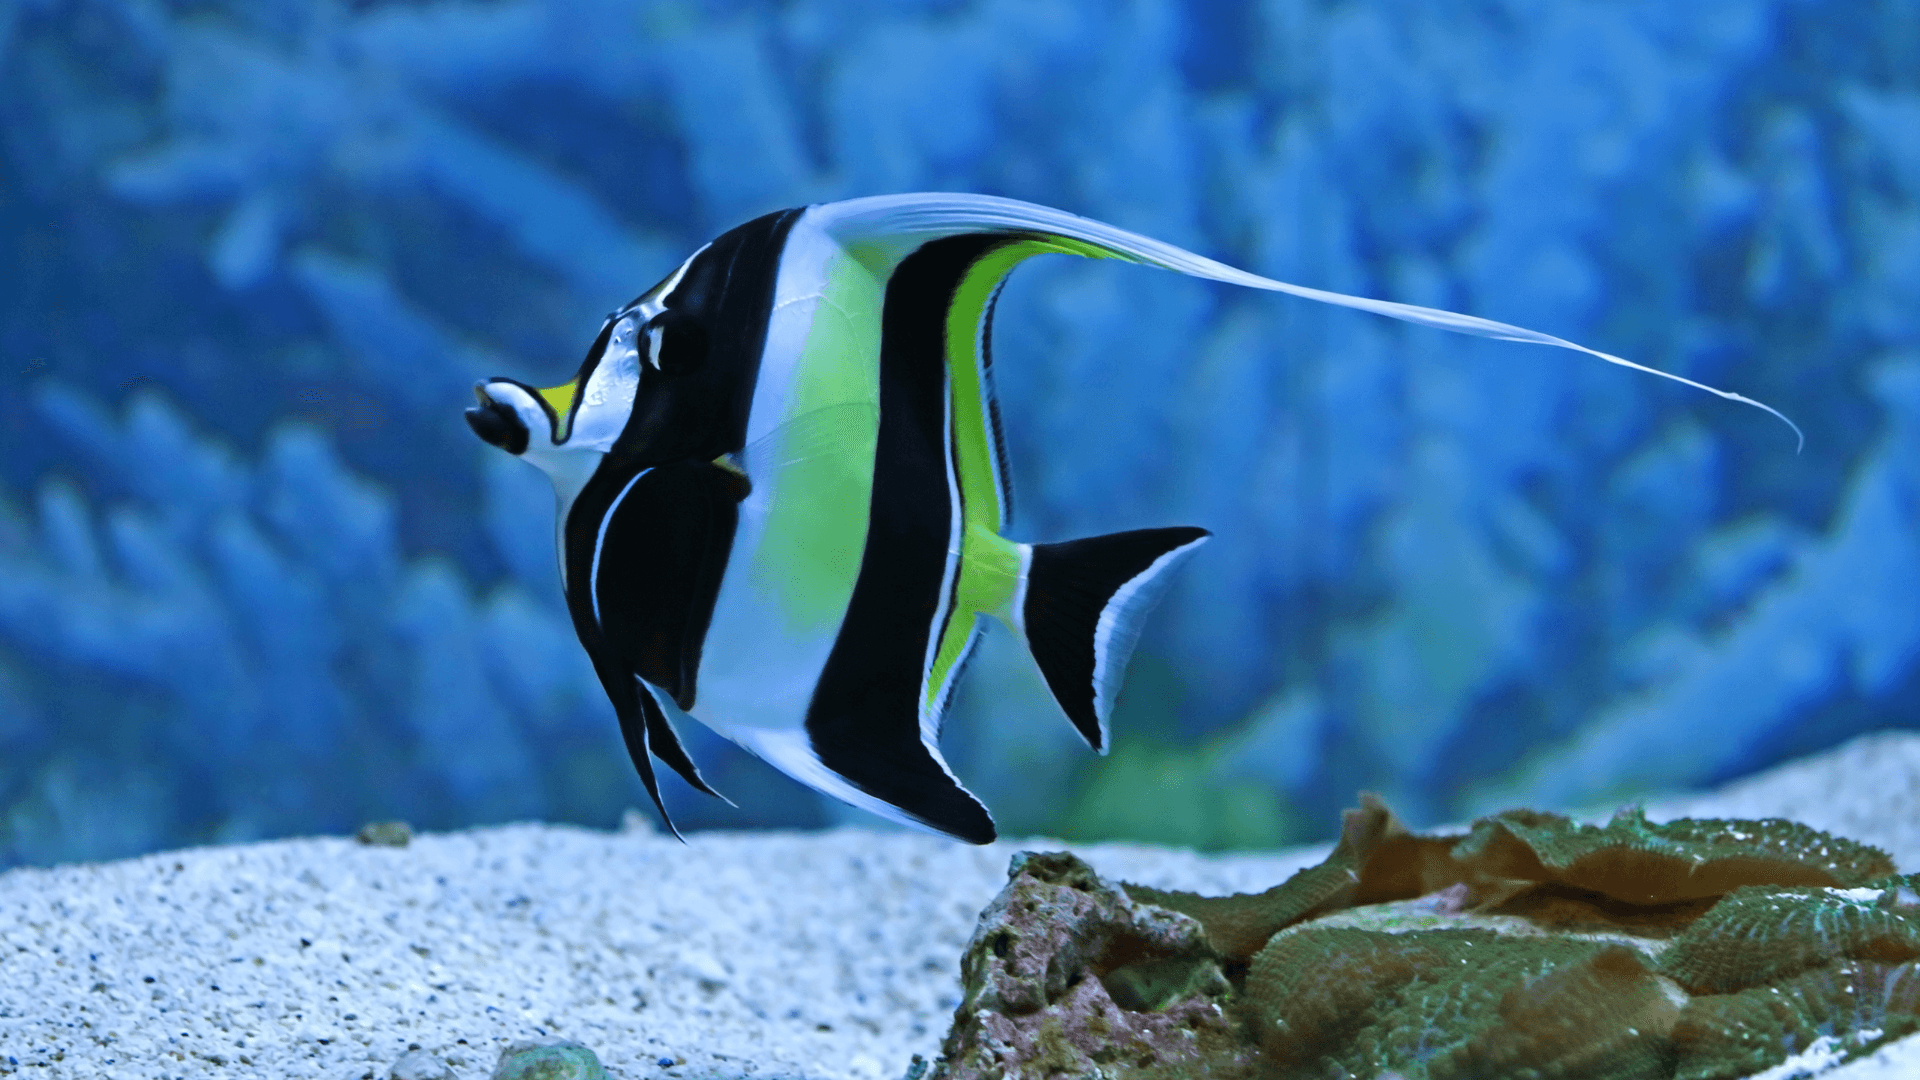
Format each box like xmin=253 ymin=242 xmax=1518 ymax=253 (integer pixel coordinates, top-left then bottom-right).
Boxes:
xmin=935 ymin=851 xmax=1253 ymax=1080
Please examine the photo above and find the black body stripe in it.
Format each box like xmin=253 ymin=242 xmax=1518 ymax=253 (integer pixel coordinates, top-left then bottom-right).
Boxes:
xmin=804 ymin=234 xmax=1005 ymax=845
xmin=561 ymin=208 xmax=799 ymax=824
xmin=609 ymin=207 xmax=805 ymax=467
xmin=565 ymin=460 xmax=748 ymax=709
xmin=980 ymin=278 xmax=1015 ymax=526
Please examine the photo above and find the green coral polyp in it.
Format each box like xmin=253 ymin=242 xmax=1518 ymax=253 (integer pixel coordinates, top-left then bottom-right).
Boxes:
xmin=1670 ymin=959 xmax=1920 ymax=1080
xmin=1426 ymin=945 xmax=1685 ymax=1080
xmin=1247 ymin=927 xmax=1616 ymax=1075
xmin=1660 ymin=884 xmax=1920 ymax=993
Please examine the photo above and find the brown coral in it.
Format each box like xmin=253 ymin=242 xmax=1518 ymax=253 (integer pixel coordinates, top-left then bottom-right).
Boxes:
xmin=1452 ymin=807 xmax=1894 ymax=906
xmin=1123 ymin=794 xmax=1409 ymax=963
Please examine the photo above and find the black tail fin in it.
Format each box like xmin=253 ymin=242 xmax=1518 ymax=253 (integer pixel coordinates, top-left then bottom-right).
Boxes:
xmin=1020 ymin=526 xmax=1209 ymax=752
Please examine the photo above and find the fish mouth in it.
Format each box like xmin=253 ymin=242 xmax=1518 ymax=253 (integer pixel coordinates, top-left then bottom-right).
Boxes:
xmin=465 ymin=382 xmax=530 ymax=455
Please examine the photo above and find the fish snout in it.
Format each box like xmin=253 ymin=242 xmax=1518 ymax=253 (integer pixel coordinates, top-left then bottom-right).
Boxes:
xmin=465 ymin=380 xmax=531 ymax=455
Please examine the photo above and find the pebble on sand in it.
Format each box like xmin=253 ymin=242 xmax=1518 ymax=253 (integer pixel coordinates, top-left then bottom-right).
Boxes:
xmin=489 ymin=1039 xmax=611 ymax=1080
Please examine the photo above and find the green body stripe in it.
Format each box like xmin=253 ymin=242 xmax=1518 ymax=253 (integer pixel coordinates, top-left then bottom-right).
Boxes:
xmin=750 ymin=249 xmax=886 ymax=632
xmin=958 ymin=523 xmax=1023 ymax=621
xmin=921 ymin=235 xmax=1121 ymax=712
xmin=945 ymin=235 xmax=1118 ymax=530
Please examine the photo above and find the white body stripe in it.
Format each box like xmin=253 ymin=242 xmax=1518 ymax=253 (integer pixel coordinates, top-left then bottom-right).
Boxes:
xmin=645 ymin=322 xmax=665 ymax=369
xmin=570 ymin=316 xmax=640 ymax=449
xmin=688 ymin=206 xmax=875 ymax=741
xmin=589 ymin=467 xmax=652 ymax=627
xmin=517 ymin=420 xmax=601 ymax=592
xmin=726 ymin=727 xmax=975 ymax=838
xmin=921 ymin=378 xmax=965 ymax=733
xmin=1008 ymin=543 xmax=1034 ymax=637
xmin=745 ymin=210 xmax=839 ymax=449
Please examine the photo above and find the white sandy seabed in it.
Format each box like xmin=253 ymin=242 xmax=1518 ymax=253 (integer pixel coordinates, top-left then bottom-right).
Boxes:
xmin=3 ymin=732 xmax=1920 ymax=1080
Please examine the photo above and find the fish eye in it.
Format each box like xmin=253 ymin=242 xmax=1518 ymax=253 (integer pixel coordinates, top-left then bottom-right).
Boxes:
xmin=646 ymin=310 xmax=707 ymax=376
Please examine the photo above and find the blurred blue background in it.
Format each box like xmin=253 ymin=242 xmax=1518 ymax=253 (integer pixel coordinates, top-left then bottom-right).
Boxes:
xmin=3 ymin=0 xmax=1917 ymax=868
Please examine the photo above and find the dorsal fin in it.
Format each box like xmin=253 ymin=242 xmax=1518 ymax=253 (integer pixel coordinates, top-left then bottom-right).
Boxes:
xmin=816 ymin=192 xmax=1801 ymax=450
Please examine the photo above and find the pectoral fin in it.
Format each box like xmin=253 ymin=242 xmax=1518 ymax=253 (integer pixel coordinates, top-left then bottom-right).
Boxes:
xmin=588 ymin=460 xmax=749 ymax=709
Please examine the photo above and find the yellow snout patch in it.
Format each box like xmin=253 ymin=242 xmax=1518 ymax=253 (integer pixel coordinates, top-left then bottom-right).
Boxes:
xmin=536 ymin=380 xmax=578 ymax=439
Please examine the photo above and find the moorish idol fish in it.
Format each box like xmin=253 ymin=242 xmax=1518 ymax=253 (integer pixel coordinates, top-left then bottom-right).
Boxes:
xmin=464 ymin=193 xmax=1796 ymax=844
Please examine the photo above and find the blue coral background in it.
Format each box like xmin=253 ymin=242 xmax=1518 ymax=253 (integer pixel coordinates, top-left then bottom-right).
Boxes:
xmin=3 ymin=0 xmax=1918 ymax=867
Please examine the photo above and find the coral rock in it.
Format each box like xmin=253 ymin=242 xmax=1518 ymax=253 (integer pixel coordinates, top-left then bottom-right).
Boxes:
xmin=935 ymin=851 xmax=1251 ymax=1080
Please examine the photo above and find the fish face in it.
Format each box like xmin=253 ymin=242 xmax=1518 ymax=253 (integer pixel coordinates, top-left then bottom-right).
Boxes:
xmin=465 ymin=308 xmax=644 ymax=468
xmin=564 ymin=311 xmax=644 ymax=450
xmin=465 ymin=380 xmax=537 ymax=455
xmin=465 ymin=376 xmax=601 ymax=478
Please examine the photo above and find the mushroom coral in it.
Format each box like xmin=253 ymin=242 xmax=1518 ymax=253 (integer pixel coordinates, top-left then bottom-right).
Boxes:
xmin=935 ymin=798 xmax=1916 ymax=1080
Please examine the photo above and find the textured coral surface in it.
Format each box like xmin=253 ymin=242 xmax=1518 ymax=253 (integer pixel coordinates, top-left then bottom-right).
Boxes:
xmin=939 ymin=851 xmax=1256 ymax=1080
xmin=936 ymin=803 xmax=1916 ymax=1080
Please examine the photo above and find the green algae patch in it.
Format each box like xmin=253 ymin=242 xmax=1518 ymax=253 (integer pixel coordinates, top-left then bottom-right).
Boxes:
xmin=934 ymin=798 xmax=1914 ymax=1080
